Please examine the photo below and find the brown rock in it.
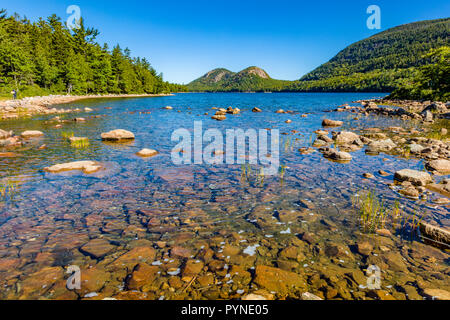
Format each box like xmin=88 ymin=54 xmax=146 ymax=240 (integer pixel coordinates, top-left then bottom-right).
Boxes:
xmin=322 ymin=119 xmax=343 ymax=127
xmin=253 ymin=265 xmax=307 ymax=295
xmin=80 ymin=238 xmax=116 ymax=259
xmin=127 ymin=263 xmax=159 ymax=290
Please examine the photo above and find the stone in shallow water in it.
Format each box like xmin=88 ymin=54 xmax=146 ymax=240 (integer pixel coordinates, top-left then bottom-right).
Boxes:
xmin=80 ymin=238 xmax=116 ymax=259
xmin=112 ymin=246 xmax=156 ymax=267
xmin=44 ymin=161 xmax=102 ymax=174
xmin=136 ymin=148 xmax=159 ymax=157
xmin=423 ymin=288 xmax=450 ymax=300
xmin=253 ymin=265 xmax=306 ymax=295
xmin=426 ymin=159 xmax=450 ymax=175
xmin=394 ymin=169 xmax=432 ymax=186
xmin=301 ymin=292 xmax=323 ymax=300
xmin=154 ymin=167 xmax=194 ymax=183
xmin=419 ymin=222 xmax=450 ymax=248
xmin=21 ymin=130 xmax=44 ymax=138
xmin=321 ymin=148 xmax=352 ymax=162
xmin=322 ymin=119 xmax=343 ymax=127
xmin=101 ymin=129 xmax=135 ymax=141
xmin=127 ymin=263 xmax=159 ymax=290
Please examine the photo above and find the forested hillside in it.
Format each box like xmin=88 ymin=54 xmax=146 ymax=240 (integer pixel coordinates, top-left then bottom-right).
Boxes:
xmin=0 ymin=9 xmax=186 ymax=98
xmin=292 ymin=18 xmax=450 ymax=93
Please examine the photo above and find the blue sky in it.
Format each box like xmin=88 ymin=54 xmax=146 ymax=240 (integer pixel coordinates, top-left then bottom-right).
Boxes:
xmin=2 ymin=0 xmax=449 ymax=84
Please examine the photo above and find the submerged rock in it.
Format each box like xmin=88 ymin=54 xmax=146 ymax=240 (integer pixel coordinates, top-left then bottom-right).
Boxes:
xmin=423 ymin=288 xmax=450 ymax=300
xmin=253 ymin=265 xmax=306 ymax=295
xmin=101 ymin=129 xmax=135 ymax=141
xmin=80 ymin=238 xmax=116 ymax=259
xmin=44 ymin=161 xmax=102 ymax=174
xmin=419 ymin=222 xmax=450 ymax=249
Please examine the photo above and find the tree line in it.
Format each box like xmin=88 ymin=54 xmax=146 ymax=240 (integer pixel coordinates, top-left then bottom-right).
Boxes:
xmin=0 ymin=9 xmax=187 ymax=98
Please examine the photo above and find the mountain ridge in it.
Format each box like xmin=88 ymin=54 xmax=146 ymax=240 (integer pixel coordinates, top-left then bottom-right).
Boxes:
xmin=187 ymin=18 xmax=450 ymax=93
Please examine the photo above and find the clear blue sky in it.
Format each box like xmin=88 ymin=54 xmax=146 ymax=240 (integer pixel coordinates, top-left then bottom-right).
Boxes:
xmin=2 ymin=0 xmax=449 ymax=84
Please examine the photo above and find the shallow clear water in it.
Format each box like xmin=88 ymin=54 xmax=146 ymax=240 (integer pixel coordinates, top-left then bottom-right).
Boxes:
xmin=0 ymin=93 xmax=448 ymax=300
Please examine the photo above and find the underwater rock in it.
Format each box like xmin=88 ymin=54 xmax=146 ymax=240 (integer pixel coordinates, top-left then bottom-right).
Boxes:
xmin=253 ymin=265 xmax=306 ymax=295
xmin=44 ymin=161 xmax=103 ymax=174
xmin=80 ymin=239 xmax=116 ymax=259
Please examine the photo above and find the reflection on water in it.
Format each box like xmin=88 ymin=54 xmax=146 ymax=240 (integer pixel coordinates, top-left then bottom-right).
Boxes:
xmin=0 ymin=93 xmax=448 ymax=300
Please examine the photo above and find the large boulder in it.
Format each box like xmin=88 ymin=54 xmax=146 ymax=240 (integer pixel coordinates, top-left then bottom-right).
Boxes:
xmin=44 ymin=161 xmax=102 ymax=174
xmin=101 ymin=129 xmax=135 ymax=141
xmin=394 ymin=169 xmax=432 ymax=186
xmin=426 ymin=159 xmax=450 ymax=175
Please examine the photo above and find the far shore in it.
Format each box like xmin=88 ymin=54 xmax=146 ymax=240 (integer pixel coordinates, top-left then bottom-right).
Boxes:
xmin=0 ymin=93 xmax=174 ymax=119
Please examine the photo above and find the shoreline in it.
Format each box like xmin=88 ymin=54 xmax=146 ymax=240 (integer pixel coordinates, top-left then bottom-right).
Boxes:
xmin=0 ymin=93 xmax=174 ymax=120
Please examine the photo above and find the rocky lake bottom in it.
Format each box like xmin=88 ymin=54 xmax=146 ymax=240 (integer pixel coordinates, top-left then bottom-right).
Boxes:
xmin=0 ymin=93 xmax=448 ymax=300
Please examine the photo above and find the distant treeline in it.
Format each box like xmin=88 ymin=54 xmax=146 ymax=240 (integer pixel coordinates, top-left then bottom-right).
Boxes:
xmin=0 ymin=9 xmax=187 ymax=98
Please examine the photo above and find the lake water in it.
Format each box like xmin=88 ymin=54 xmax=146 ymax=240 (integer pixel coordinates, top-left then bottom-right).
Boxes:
xmin=0 ymin=93 xmax=448 ymax=300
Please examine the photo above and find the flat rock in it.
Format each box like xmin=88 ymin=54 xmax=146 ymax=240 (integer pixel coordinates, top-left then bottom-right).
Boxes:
xmin=419 ymin=222 xmax=450 ymax=248
xmin=136 ymin=149 xmax=159 ymax=157
xmin=21 ymin=130 xmax=44 ymax=138
xmin=80 ymin=238 xmax=116 ymax=259
xmin=426 ymin=159 xmax=450 ymax=175
xmin=423 ymin=288 xmax=450 ymax=300
xmin=253 ymin=265 xmax=306 ymax=295
xmin=322 ymin=119 xmax=343 ymax=127
xmin=394 ymin=169 xmax=432 ymax=186
xmin=44 ymin=161 xmax=102 ymax=174
xmin=101 ymin=129 xmax=135 ymax=141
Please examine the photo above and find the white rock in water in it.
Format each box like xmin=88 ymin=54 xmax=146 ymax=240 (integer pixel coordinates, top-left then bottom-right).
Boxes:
xmin=44 ymin=161 xmax=102 ymax=174
xmin=243 ymin=244 xmax=260 ymax=256
xmin=21 ymin=130 xmax=44 ymax=138
xmin=84 ymin=107 xmax=93 ymax=112
xmin=242 ymin=294 xmax=267 ymax=300
xmin=301 ymin=292 xmax=323 ymax=300
xmin=101 ymin=129 xmax=135 ymax=141
xmin=136 ymin=148 xmax=159 ymax=157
